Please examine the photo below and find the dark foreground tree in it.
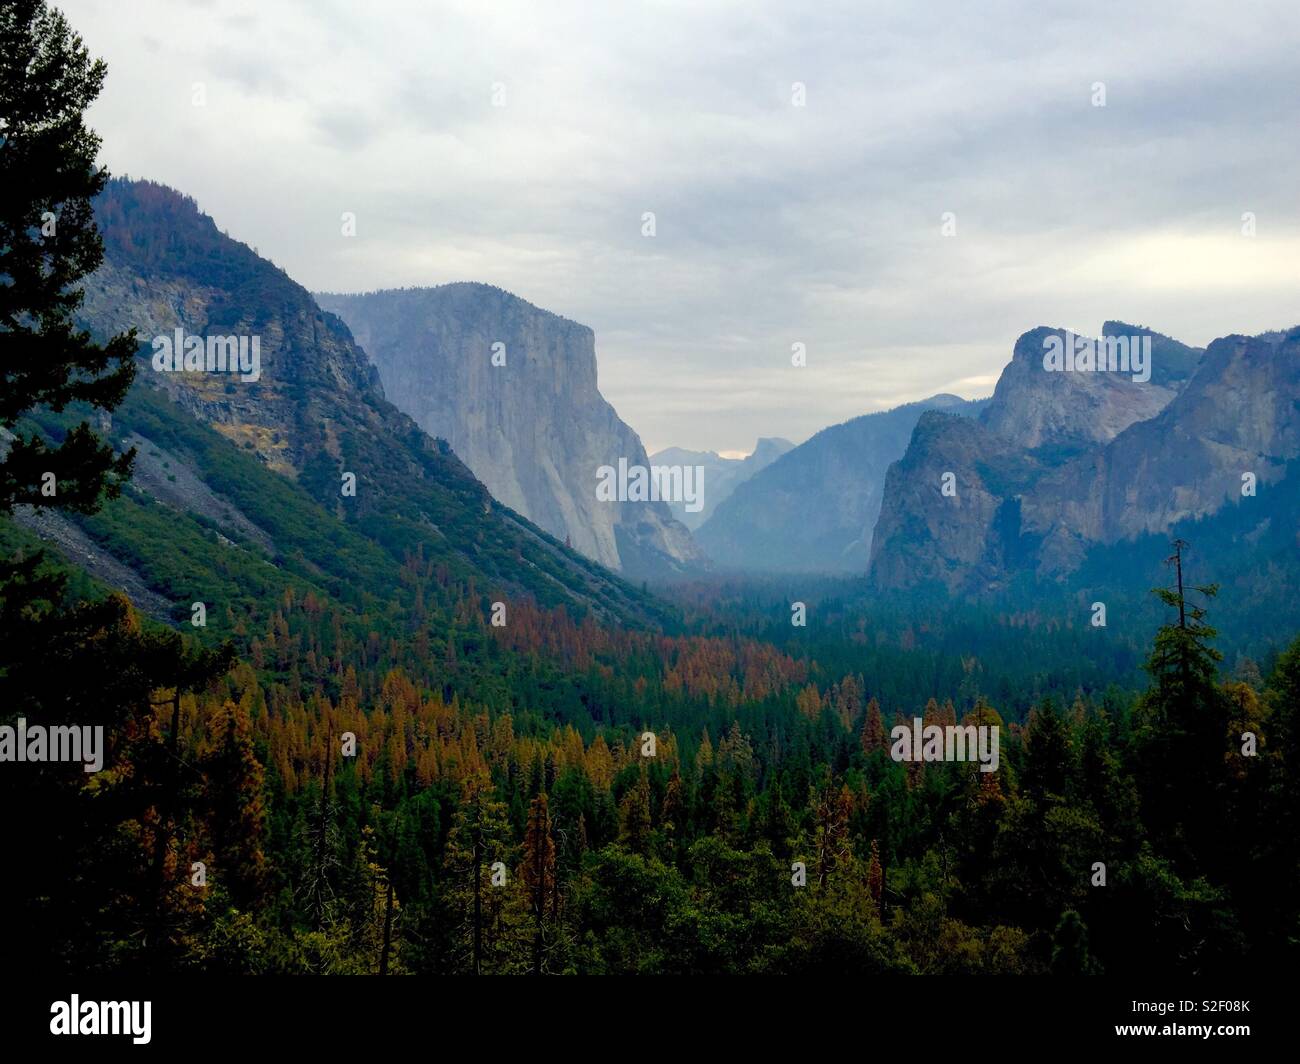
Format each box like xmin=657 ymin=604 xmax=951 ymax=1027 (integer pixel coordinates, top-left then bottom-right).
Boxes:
xmin=0 ymin=2 xmax=237 ymax=974
xmin=1133 ymin=540 xmax=1228 ymax=874
xmin=1 ymin=0 xmax=136 ymax=516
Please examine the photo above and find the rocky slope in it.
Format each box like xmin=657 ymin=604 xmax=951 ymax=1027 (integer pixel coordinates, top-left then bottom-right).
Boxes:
xmin=63 ymin=178 xmax=664 ymax=624
xmin=649 ymin=437 xmax=794 ymax=530
xmin=868 ymin=322 xmax=1300 ymax=594
xmin=695 ymin=394 xmax=986 ymax=572
xmin=1034 ymin=328 xmax=1298 ymax=562
xmin=316 ymin=286 xmax=705 ymax=581
xmin=867 ymin=411 xmax=1032 ymax=592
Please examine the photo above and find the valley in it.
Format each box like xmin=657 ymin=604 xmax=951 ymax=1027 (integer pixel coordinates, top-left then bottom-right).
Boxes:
xmin=3 ymin=0 xmax=1298 ymax=990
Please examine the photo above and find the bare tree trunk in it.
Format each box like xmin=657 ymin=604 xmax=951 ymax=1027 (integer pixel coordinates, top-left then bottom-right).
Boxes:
xmin=472 ymin=794 xmax=483 ymax=975
xmin=379 ymin=878 xmax=394 ymax=976
xmin=311 ymin=753 xmax=332 ymax=930
xmin=146 ymin=688 xmax=182 ymax=959
xmin=881 ymin=854 xmax=889 ymax=922
xmin=532 ymin=836 xmax=544 ymax=975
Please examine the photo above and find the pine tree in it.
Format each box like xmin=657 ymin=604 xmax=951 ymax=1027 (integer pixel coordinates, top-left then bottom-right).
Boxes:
xmin=444 ymin=771 xmax=518 ymax=974
xmin=0 ymin=6 xmax=244 ymax=974
xmin=866 ymin=839 xmax=884 ymax=913
xmin=834 ymin=673 xmax=862 ymax=729
xmin=299 ymin=748 xmax=343 ymax=932
xmin=521 ymin=793 xmax=557 ymax=974
xmin=1143 ymin=540 xmax=1223 ymax=714
xmin=660 ymin=771 xmax=685 ymax=836
xmin=1021 ymin=697 xmax=1072 ymax=804
xmin=1267 ymin=638 xmax=1300 ymax=829
xmin=860 ymin=696 xmax=885 ymax=755
xmin=1050 ymin=909 xmax=1098 ymax=975
xmin=199 ymin=698 xmax=267 ymax=907
xmin=0 ymin=0 xmax=137 ymax=516
xmin=1078 ymin=711 xmax=1139 ymax=850
xmin=1135 ymin=540 xmax=1228 ymax=872
xmin=617 ymin=767 xmax=653 ymax=855
xmin=1258 ymin=636 xmax=1300 ymax=958
xmin=0 ymin=588 xmax=230 ymax=971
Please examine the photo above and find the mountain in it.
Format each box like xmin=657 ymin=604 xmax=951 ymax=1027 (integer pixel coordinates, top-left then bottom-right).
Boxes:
xmin=315 ymin=285 xmax=705 ymax=582
xmin=648 ymin=437 xmax=794 ymax=529
xmin=694 ymin=394 xmax=986 ymax=572
xmin=869 ymin=322 xmax=1300 ymax=595
xmin=867 ymin=409 xmax=1034 ymax=592
xmin=980 ymin=323 xmax=1201 ymax=455
xmin=13 ymin=178 xmax=667 ymax=631
xmin=1032 ymin=327 xmax=1297 ymax=569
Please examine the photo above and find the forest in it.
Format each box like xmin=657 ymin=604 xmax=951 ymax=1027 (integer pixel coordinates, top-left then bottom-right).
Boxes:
xmin=6 ymin=505 xmax=1299 ymax=974
xmin=2 ymin=0 xmax=1298 ymax=980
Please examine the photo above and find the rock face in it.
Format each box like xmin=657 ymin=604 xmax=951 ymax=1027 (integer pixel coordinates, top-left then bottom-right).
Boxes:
xmin=84 ymin=183 xmax=382 ymax=480
xmin=649 ymin=438 xmax=794 ymax=530
xmin=1033 ymin=328 xmax=1299 ymax=555
xmin=316 ymin=286 xmax=706 ymax=581
xmin=695 ymin=395 xmax=986 ymax=572
xmin=980 ymin=324 xmax=1197 ymax=453
xmin=868 ymin=322 xmax=1300 ymax=594
xmin=72 ymin=178 xmax=663 ymax=623
xmin=868 ymin=411 xmax=1033 ymax=592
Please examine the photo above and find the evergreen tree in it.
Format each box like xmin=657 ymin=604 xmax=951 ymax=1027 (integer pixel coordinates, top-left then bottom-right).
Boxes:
xmin=1135 ymin=540 xmax=1228 ymax=873
xmin=1050 ymin=909 xmax=1098 ymax=975
xmin=1021 ymin=697 xmax=1072 ymax=805
xmin=199 ymin=698 xmax=268 ymax=908
xmin=866 ymin=839 xmax=884 ymax=913
xmin=0 ymin=0 xmax=136 ymax=516
xmin=352 ymin=823 xmax=403 ymax=975
xmin=521 ymin=792 xmax=558 ymax=974
xmin=444 ymin=771 xmax=519 ymax=974
xmin=860 ymin=696 xmax=885 ymax=755
xmin=0 ymin=589 xmax=229 ymax=972
xmin=1078 ymin=711 xmax=1140 ymax=853
xmin=616 ymin=767 xmax=653 ymax=855
xmin=1258 ymin=637 xmax=1300 ymax=964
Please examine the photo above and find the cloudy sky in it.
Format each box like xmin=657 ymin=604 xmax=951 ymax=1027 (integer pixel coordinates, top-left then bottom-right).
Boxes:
xmin=63 ymin=0 xmax=1300 ymax=454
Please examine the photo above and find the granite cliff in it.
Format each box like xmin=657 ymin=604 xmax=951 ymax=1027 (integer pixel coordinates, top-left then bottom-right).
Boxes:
xmin=317 ymin=286 xmax=705 ymax=581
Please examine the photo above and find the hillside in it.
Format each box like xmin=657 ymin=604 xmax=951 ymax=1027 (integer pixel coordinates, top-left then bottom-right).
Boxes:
xmin=12 ymin=179 xmax=669 ymax=637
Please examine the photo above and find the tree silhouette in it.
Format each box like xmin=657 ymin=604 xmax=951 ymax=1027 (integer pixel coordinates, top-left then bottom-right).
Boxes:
xmin=0 ymin=0 xmax=136 ymax=516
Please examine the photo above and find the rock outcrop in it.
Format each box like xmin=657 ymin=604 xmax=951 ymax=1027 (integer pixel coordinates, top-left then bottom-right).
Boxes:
xmin=867 ymin=322 xmax=1300 ymax=594
xmin=317 ymin=286 xmax=706 ymax=581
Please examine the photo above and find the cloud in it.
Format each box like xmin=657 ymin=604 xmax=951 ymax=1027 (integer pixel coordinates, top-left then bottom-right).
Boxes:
xmin=62 ymin=0 xmax=1300 ymax=452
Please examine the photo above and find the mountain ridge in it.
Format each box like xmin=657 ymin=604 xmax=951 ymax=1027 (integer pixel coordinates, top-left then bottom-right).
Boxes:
xmin=649 ymin=436 xmax=796 ymax=530
xmin=51 ymin=177 xmax=667 ymax=629
xmin=316 ymin=285 xmax=707 ymax=581
xmin=696 ymin=393 xmax=987 ymax=572
xmin=869 ymin=321 xmax=1297 ymax=594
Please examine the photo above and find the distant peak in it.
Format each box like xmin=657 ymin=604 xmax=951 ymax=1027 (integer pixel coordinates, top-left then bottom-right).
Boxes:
xmin=650 ymin=446 xmax=721 ymax=462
